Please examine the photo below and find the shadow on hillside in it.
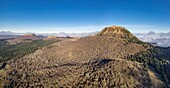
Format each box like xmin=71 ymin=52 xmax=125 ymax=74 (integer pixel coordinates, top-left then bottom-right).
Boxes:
xmin=164 ymin=64 xmax=170 ymax=83
xmin=0 ymin=62 xmax=7 ymax=69
xmin=89 ymin=58 xmax=112 ymax=67
xmin=126 ymin=46 xmax=170 ymax=86
xmin=40 ymin=59 xmax=113 ymax=70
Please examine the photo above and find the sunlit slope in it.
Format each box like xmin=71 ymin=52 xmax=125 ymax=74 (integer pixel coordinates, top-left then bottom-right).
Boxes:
xmin=1 ymin=26 xmax=169 ymax=87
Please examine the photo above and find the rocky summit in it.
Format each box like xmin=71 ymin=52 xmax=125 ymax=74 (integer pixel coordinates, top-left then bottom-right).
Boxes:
xmin=97 ymin=26 xmax=136 ymax=39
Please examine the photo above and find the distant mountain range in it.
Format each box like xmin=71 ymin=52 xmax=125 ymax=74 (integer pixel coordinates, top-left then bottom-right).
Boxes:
xmin=0 ymin=31 xmax=170 ymax=47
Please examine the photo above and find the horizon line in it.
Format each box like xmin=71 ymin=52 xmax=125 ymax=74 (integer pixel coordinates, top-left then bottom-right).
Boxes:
xmin=0 ymin=30 xmax=170 ymax=34
xmin=0 ymin=24 xmax=170 ymax=33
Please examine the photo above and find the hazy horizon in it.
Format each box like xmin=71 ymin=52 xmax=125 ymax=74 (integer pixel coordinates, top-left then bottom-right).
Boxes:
xmin=1 ymin=25 xmax=170 ymax=33
xmin=1 ymin=28 xmax=170 ymax=34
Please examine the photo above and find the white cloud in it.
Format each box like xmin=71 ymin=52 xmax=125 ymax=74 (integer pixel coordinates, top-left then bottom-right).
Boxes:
xmin=0 ymin=24 xmax=169 ymax=33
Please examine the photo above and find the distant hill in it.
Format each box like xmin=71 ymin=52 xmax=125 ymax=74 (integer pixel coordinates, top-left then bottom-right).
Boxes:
xmin=46 ymin=36 xmax=57 ymax=39
xmin=7 ymin=34 xmax=45 ymax=44
xmin=0 ymin=31 xmax=16 ymax=35
xmin=20 ymin=34 xmax=37 ymax=37
xmin=1 ymin=26 xmax=170 ymax=87
xmin=1 ymin=30 xmax=170 ymax=47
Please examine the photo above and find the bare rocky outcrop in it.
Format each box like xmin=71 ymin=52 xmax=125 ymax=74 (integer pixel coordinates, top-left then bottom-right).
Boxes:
xmin=97 ymin=26 xmax=136 ymax=39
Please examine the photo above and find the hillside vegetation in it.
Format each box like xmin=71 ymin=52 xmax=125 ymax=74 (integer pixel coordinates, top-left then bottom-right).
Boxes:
xmin=0 ymin=39 xmax=61 ymax=63
xmin=0 ymin=26 xmax=170 ymax=88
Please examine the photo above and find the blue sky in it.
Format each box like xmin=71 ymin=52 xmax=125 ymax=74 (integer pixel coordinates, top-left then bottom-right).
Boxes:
xmin=0 ymin=0 xmax=170 ymax=33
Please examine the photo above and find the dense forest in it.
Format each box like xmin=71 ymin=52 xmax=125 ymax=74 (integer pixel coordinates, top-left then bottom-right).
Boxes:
xmin=0 ymin=39 xmax=61 ymax=63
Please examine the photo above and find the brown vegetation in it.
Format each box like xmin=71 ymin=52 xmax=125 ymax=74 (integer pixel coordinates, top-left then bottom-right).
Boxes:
xmin=0 ymin=26 xmax=169 ymax=87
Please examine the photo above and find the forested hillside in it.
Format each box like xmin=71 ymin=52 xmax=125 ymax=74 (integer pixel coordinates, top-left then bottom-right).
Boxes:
xmin=0 ymin=39 xmax=61 ymax=63
xmin=0 ymin=26 xmax=170 ymax=87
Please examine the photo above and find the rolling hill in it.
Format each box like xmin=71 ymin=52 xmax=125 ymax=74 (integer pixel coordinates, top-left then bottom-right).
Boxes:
xmin=0 ymin=26 xmax=170 ymax=87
